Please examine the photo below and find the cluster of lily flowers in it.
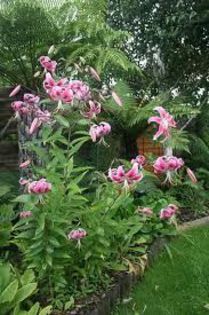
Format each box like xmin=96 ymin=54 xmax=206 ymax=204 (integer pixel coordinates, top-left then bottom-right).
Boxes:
xmin=10 ymin=55 xmax=117 ymax=144
xmin=11 ymin=93 xmax=51 ymax=135
xmin=138 ymin=204 xmax=178 ymax=221
xmin=12 ymin=52 xmax=198 ymax=247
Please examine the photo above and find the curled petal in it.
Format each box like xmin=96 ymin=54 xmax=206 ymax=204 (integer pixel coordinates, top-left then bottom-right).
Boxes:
xmin=154 ymin=106 xmax=168 ymax=118
xmin=148 ymin=116 xmax=162 ymax=124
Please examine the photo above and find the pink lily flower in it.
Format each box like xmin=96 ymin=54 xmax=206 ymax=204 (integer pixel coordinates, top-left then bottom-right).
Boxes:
xmin=131 ymin=155 xmax=146 ymax=167
xmin=69 ymin=80 xmax=91 ymax=101
xmin=43 ymin=72 xmax=56 ymax=91
xmin=20 ymin=211 xmax=32 ymax=219
xmin=9 ymin=85 xmax=21 ymax=97
xmin=68 ymin=228 xmax=87 ymax=241
xmin=19 ymin=159 xmax=31 ymax=169
xmin=29 ymin=110 xmax=51 ymax=134
xmin=11 ymin=101 xmax=29 ymax=115
xmin=186 ymin=167 xmax=197 ymax=184
xmin=148 ymin=106 xmax=176 ymax=141
xmin=28 ymin=178 xmax=52 ymax=194
xmin=23 ymin=94 xmax=40 ymax=106
xmin=108 ymin=163 xmax=143 ymax=188
xmin=153 ymin=156 xmax=184 ymax=174
xmin=89 ymin=122 xmax=111 ymax=142
xmin=43 ymin=72 xmax=68 ymax=91
xmin=81 ymin=100 xmax=101 ymax=119
xmin=160 ymin=204 xmax=178 ymax=220
xmin=49 ymin=85 xmax=74 ymax=104
xmin=39 ymin=56 xmax=57 ymax=73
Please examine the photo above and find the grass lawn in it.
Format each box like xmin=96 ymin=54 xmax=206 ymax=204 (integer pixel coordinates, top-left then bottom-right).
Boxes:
xmin=114 ymin=226 xmax=209 ymax=315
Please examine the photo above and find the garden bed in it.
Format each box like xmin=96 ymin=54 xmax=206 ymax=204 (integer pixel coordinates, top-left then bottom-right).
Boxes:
xmin=58 ymin=238 xmax=168 ymax=315
xmin=66 ymin=215 xmax=209 ymax=315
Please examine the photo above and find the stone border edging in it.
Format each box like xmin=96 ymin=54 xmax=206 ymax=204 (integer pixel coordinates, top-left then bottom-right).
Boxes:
xmin=178 ymin=215 xmax=209 ymax=231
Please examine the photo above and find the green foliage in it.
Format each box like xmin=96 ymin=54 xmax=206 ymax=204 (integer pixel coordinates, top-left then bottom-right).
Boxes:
xmin=168 ymin=180 xmax=209 ymax=213
xmin=56 ymin=0 xmax=140 ymax=76
xmin=0 ymin=0 xmax=58 ymax=87
xmin=12 ymin=119 xmax=175 ymax=309
xmin=0 ymin=262 xmax=51 ymax=314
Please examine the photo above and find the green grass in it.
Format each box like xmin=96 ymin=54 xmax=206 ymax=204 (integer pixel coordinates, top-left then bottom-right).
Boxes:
xmin=114 ymin=226 xmax=209 ymax=315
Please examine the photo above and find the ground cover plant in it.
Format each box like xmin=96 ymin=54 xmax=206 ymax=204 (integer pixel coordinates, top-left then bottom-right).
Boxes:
xmin=114 ymin=226 xmax=209 ymax=315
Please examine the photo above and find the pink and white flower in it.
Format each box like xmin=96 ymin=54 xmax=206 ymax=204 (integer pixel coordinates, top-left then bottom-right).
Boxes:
xmin=153 ymin=156 xmax=184 ymax=174
xmin=68 ymin=228 xmax=87 ymax=241
xmin=89 ymin=122 xmax=111 ymax=142
xmin=148 ymin=106 xmax=176 ymax=141
xmin=131 ymin=155 xmax=146 ymax=167
xmin=23 ymin=94 xmax=40 ymax=106
xmin=39 ymin=56 xmax=57 ymax=73
xmin=81 ymin=100 xmax=101 ymax=119
xmin=20 ymin=211 xmax=32 ymax=219
xmin=11 ymin=101 xmax=30 ymax=115
xmin=108 ymin=163 xmax=143 ymax=188
xmin=69 ymin=80 xmax=91 ymax=101
xmin=28 ymin=178 xmax=52 ymax=194
xmin=160 ymin=204 xmax=178 ymax=220
xmin=49 ymin=86 xmax=74 ymax=104
xmin=29 ymin=110 xmax=51 ymax=134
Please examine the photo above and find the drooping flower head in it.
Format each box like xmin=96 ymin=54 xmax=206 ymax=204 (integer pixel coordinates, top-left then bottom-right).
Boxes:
xmin=68 ymin=228 xmax=87 ymax=241
xmin=81 ymin=100 xmax=101 ymax=119
xmin=160 ymin=204 xmax=178 ymax=220
xmin=29 ymin=109 xmax=51 ymax=135
xmin=39 ymin=56 xmax=57 ymax=73
xmin=131 ymin=155 xmax=146 ymax=167
xmin=20 ymin=211 xmax=32 ymax=219
xmin=28 ymin=178 xmax=52 ymax=194
xmin=108 ymin=163 xmax=143 ymax=189
xmin=89 ymin=122 xmax=111 ymax=142
xmin=153 ymin=156 xmax=184 ymax=174
xmin=148 ymin=106 xmax=176 ymax=141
